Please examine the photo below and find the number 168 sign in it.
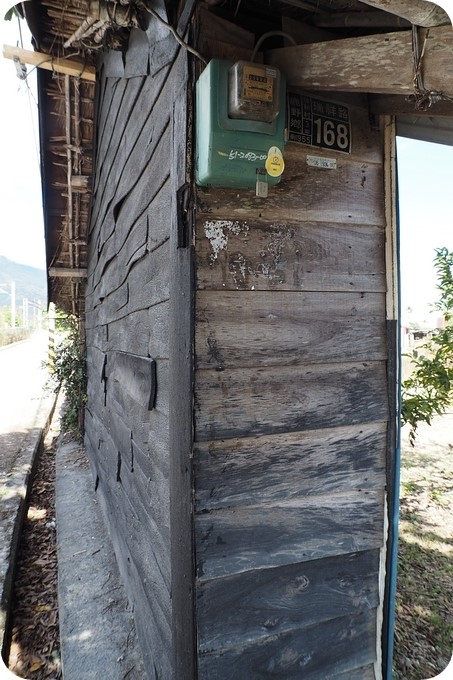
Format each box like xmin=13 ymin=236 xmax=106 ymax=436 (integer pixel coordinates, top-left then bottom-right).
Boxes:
xmin=288 ymin=92 xmax=351 ymax=154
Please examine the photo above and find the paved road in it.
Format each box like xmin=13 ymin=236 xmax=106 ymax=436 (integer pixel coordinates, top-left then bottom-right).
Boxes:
xmin=0 ymin=332 xmax=57 ymax=657
xmin=0 ymin=331 xmax=50 ymax=444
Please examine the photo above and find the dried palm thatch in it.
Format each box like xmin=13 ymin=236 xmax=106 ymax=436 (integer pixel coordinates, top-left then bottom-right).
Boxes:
xmin=22 ymin=0 xmax=142 ymax=316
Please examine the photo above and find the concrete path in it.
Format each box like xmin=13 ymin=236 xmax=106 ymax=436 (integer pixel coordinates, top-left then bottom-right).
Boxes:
xmin=56 ymin=436 xmax=145 ymax=679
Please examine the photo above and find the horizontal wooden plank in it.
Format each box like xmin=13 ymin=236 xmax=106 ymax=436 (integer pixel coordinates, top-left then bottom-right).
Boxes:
xmin=198 ymin=608 xmax=377 ymax=679
xmin=2 ymin=45 xmax=96 ymax=81
xmin=330 ymin=664 xmax=377 ymax=680
xmin=93 ymin=78 xmax=125 ymax=185
xmin=112 ymin=124 xmax=171 ymax=252
xmin=196 ymin=219 xmax=385 ymax=292
xmin=86 ymin=409 xmax=170 ymax=527
xmin=267 ymin=26 xmax=453 ymax=95
xmin=92 ymin=51 xmax=185 ymax=235
xmin=197 ymin=549 xmax=380 ymax=651
xmin=195 ymin=290 xmax=386 ymax=369
xmin=90 ymin=133 xmax=171 ymax=296
xmin=196 ymin=489 xmax=385 ymax=580
xmin=104 ymin=395 xmax=169 ymax=467
xmin=90 ymin=425 xmax=171 ymax=591
xmin=91 ymin=465 xmax=173 ymax=680
xmin=120 ymin=550 xmax=172 ymax=680
xmin=108 ymin=358 xmax=169 ymax=419
xmin=85 ymin=301 xmax=170 ymax=360
xmin=370 ymin=92 xmax=453 ymax=117
xmin=195 ymin=422 xmax=386 ymax=511
xmin=107 ymin=351 xmax=157 ymax=410
xmin=195 ymin=361 xmax=388 ymax=441
xmin=86 ymin=384 xmax=170 ymax=476
xmin=86 ymin=239 xmax=170 ymax=323
xmin=91 ymin=75 xmax=147 ymax=229
xmin=196 ymin=154 xmax=384 ymax=225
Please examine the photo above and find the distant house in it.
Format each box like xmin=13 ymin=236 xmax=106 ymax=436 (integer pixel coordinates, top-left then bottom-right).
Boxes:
xmin=16 ymin=0 xmax=453 ymax=678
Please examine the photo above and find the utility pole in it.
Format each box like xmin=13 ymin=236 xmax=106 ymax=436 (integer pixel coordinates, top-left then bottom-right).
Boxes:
xmin=23 ymin=297 xmax=29 ymax=328
xmin=10 ymin=281 xmax=16 ymax=328
xmin=0 ymin=281 xmax=16 ymax=327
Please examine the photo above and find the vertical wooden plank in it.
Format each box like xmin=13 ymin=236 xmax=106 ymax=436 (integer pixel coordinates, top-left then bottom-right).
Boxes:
xmin=382 ymin=115 xmax=400 ymax=680
xmin=168 ymin=50 xmax=196 ymax=680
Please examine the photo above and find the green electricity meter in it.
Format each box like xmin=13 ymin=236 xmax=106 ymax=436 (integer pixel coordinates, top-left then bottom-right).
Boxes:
xmin=195 ymin=59 xmax=286 ymax=190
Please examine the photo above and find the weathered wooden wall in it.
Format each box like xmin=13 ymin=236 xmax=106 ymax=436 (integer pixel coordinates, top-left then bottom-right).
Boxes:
xmin=84 ymin=15 xmax=190 ymax=677
xmin=193 ymin=74 xmax=389 ymax=678
xmin=83 ymin=5 xmax=394 ymax=677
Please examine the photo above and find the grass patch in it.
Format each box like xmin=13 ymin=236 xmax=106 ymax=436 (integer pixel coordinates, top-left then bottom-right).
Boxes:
xmin=393 ymin=417 xmax=453 ymax=680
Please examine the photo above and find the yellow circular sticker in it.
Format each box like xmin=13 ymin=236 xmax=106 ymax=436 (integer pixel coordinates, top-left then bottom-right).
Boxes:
xmin=265 ymin=146 xmax=285 ymax=178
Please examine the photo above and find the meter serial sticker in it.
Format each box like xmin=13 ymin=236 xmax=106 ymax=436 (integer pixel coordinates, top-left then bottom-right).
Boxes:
xmin=243 ymin=65 xmax=274 ymax=102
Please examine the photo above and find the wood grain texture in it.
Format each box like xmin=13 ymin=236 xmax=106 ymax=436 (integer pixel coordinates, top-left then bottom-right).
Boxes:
xmin=197 ymin=549 xmax=380 ymax=651
xmin=196 ymin=489 xmax=385 ymax=580
xmin=196 ymin=152 xmax=384 ymax=225
xmin=168 ymin=62 xmax=197 ymax=680
xmin=90 ymin=75 xmax=146 ymax=230
xmin=90 ymin=53 xmax=185 ymax=242
xmin=94 ymin=484 xmax=172 ymax=680
xmin=195 ymin=361 xmax=388 ymax=441
xmin=198 ymin=608 xmax=377 ymax=680
xmin=268 ymin=26 xmax=453 ymax=95
xmin=87 ymin=447 xmax=172 ymax=680
xmin=196 ymin=290 xmax=386 ymax=369
xmin=86 ymin=239 xmax=170 ymax=325
xmin=107 ymin=351 xmax=157 ymax=410
xmin=108 ymin=357 xmax=169 ymax=419
xmin=195 ymin=422 xmax=387 ymax=511
xmin=86 ymin=301 xmax=170 ymax=360
xmin=85 ymin=414 xmax=171 ymax=594
xmin=196 ymin=219 xmax=386 ymax=292
xmin=331 ymin=664 xmax=376 ymax=679
xmin=89 ymin=127 xmax=171 ymax=298
xmin=92 ymin=78 xmax=124 ymax=190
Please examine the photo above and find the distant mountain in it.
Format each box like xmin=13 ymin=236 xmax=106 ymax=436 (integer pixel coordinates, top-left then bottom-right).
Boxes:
xmin=0 ymin=256 xmax=47 ymax=307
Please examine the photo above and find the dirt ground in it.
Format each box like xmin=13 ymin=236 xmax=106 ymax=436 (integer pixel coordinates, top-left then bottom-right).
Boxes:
xmin=7 ymin=425 xmax=61 ymax=679
xmin=393 ymin=411 xmax=453 ymax=679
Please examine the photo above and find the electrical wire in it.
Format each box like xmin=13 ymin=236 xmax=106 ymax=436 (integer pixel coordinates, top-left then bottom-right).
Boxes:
xmin=14 ymin=13 xmax=41 ymax=170
xmin=251 ymin=31 xmax=297 ymax=63
xmin=141 ymin=2 xmax=207 ymax=64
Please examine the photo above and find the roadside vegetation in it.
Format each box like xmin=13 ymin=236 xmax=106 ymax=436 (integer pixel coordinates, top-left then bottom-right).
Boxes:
xmin=402 ymin=248 xmax=453 ymax=445
xmin=47 ymin=313 xmax=87 ymax=438
xmin=395 ymin=247 xmax=453 ymax=678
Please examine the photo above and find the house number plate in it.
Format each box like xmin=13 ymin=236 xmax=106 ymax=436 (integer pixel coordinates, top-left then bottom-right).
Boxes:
xmin=287 ymin=92 xmax=351 ymax=153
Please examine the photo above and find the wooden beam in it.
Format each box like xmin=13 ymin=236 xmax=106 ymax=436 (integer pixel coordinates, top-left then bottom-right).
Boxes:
xmin=49 ymin=267 xmax=87 ymax=278
xmin=268 ymin=26 xmax=453 ymax=96
xmin=357 ymin=0 xmax=450 ymax=27
xmin=2 ymin=45 xmax=96 ymax=82
xmin=71 ymin=175 xmax=91 ymax=191
xmin=369 ymin=93 xmax=453 ymax=116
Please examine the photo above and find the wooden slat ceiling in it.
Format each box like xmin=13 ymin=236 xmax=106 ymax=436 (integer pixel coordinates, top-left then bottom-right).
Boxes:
xmin=20 ymin=0 xmax=450 ymax=315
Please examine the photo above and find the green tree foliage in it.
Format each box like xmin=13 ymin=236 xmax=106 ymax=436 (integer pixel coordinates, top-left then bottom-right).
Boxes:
xmin=49 ymin=315 xmax=87 ymax=437
xmin=402 ymin=248 xmax=453 ymax=445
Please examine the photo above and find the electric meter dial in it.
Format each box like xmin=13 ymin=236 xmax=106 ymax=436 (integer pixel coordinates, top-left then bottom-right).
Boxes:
xmin=228 ymin=61 xmax=281 ymax=123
